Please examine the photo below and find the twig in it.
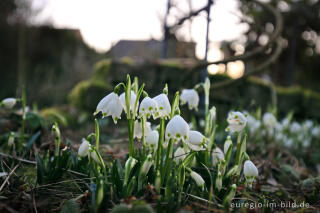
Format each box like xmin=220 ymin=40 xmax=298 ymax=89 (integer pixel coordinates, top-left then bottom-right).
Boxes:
xmin=0 ymin=164 xmax=19 ymax=192
xmin=33 ymin=177 xmax=95 ymax=190
xmin=0 ymin=152 xmax=36 ymax=164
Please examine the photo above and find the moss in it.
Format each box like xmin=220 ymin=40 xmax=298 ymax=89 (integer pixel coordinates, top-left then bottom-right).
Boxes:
xmin=41 ymin=107 xmax=69 ymax=126
xmin=68 ymin=80 xmax=110 ymax=112
xmin=92 ymin=59 xmax=112 ymax=83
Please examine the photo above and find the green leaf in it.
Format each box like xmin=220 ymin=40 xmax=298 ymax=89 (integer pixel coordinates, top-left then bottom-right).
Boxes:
xmin=26 ymin=131 xmax=41 ymax=150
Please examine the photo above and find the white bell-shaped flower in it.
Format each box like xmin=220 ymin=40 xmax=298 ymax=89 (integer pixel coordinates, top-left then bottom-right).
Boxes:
xmin=153 ymin=94 xmax=171 ymax=119
xmin=243 ymin=160 xmax=258 ymax=178
xmin=225 ymin=111 xmax=247 ymax=133
xmin=262 ymin=113 xmax=277 ymax=128
xmin=7 ymin=132 xmax=15 ymax=147
xmin=134 ymin=120 xmax=152 ymax=140
xmin=141 ymin=154 xmax=153 ymax=175
xmin=174 ymin=147 xmax=186 ymax=164
xmin=312 ymin=126 xmax=320 ymax=139
xmin=290 ymin=122 xmax=301 ymax=133
xmin=119 ymin=91 xmax=138 ymax=115
xmin=165 ymin=115 xmax=190 ymax=142
xmin=78 ymin=139 xmax=90 ymax=157
xmin=145 ymin=130 xmax=159 ymax=149
xmin=224 ymin=136 xmax=232 ymax=154
xmin=186 ymin=130 xmax=206 ymax=151
xmin=89 ymin=148 xmax=101 ymax=164
xmin=139 ymin=97 xmax=158 ymax=119
xmin=180 ymin=89 xmax=199 ymax=110
xmin=2 ymin=98 xmax=17 ymax=109
xmin=95 ymin=92 xmax=123 ymax=124
xmin=190 ymin=171 xmax=205 ymax=190
xmin=211 ymin=147 xmax=224 ymax=166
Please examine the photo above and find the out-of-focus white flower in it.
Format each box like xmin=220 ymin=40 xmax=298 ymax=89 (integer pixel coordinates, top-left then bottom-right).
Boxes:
xmin=139 ymin=97 xmax=158 ymax=119
xmin=247 ymin=115 xmax=261 ymax=134
xmin=134 ymin=120 xmax=152 ymax=140
xmin=281 ymin=118 xmax=290 ymax=128
xmin=275 ymin=123 xmax=284 ymax=132
xmin=7 ymin=132 xmax=15 ymax=147
xmin=226 ymin=111 xmax=247 ymax=133
xmin=180 ymin=89 xmax=199 ymax=110
xmin=243 ymin=160 xmax=258 ymax=178
xmin=119 ymin=91 xmax=138 ymax=114
xmin=89 ymin=149 xmax=101 ymax=164
xmin=312 ymin=126 xmax=320 ymax=138
xmin=78 ymin=139 xmax=90 ymax=157
xmin=275 ymin=132 xmax=285 ymax=142
xmin=190 ymin=171 xmax=205 ymax=190
xmin=290 ymin=122 xmax=301 ymax=133
xmin=303 ymin=120 xmax=313 ymax=131
xmin=95 ymin=92 xmax=123 ymax=124
xmin=165 ymin=115 xmax=190 ymax=142
xmin=283 ymin=137 xmax=293 ymax=147
xmin=0 ymin=172 xmax=8 ymax=177
xmin=212 ymin=147 xmax=224 ymax=166
xmin=224 ymin=136 xmax=232 ymax=154
xmin=262 ymin=113 xmax=277 ymax=128
xmin=209 ymin=107 xmax=216 ymax=120
xmin=186 ymin=130 xmax=206 ymax=151
xmin=153 ymin=94 xmax=171 ymax=119
xmin=145 ymin=130 xmax=159 ymax=149
xmin=174 ymin=147 xmax=186 ymax=163
xmin=2 ymin=98 xmax=17 ymax=109
xmin=141 ymin=154 xmax=153 ymax=175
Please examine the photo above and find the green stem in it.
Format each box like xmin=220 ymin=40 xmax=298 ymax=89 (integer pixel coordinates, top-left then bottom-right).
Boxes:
xmin=95 ymin=119 xmax=100 ymax=151
xmin=234 ymin=131 xmax=243 ymax=165
xmin=128 ymin=119 xmax=135 ymax=157
xmin=142 ymin=116 xmax=146 ymax=154
xmin=162 ymin=138 xmax=173 ymax=186
xmin=156 ymin=118 xmax=165 ymax=172
xmin=19 ymin=87 xmax=26 ymax=152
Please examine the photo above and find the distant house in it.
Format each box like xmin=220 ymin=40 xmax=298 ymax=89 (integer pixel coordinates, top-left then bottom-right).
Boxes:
xmin=109 ymin=39 xmax=196 ymax=59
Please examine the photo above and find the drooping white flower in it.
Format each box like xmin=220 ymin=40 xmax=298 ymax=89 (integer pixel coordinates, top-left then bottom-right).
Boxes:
xmin=224 ymin=136 xmax=232 ymax=154
xmin=7 ymin=132 xmax=15 ymax=147
xmin=226 ymin=111 xmax=247 ymax=133
xmin=243 ymin=160 xmax=258 ymax=178
xmin=262 ymin=113 xmax=277 ymax=128
xmin=165 ymin=115 xmax=189 ymax=142
xmin=180 ymin=89 xmax=199 ymax=110
xmin=247 ymin=115 xmax=261 ymax=134
xmin=290 ymin=122 xmax=301 ymax=133
xmin=311 ymin=126 xmax=320 ymax=139
xmin=119 ymin=91 xmax=138 ymax=115
xmin=153 ymin=94 xmax=171 ymax=119
xmin=134 ymin=120 xmax=152 ymax=140
xmin=95 ymin=92 xmax=123 ymax=124
xmin=140 ymin=154 xmax=153 ymax=175
xmin=0 ymin=172 xmax=8 ymax=177
xmin=302 ymin=120 xmax=313 ymax=131
xmin=145 ymin=130 xmax=159 ymax=150
xmin=211 ymin=147 xmax=224 ymax=166
xmin=243 ymin=160 xmax=258 ymax=188
xmin=190 ymin=171 xmax=205 ymax=190
xmin=2 ymin=98 xmax=17 ymax=109
xmin=174 ymin=147 xmax=186 ymax=163
xmin=186 ymin=130 xmax=206 ymax=151
xmin=139 ymin=97 xmax=158 ymax=119
xmin=89 ymin=149 xmax=101 ymax=164
xmin=281 ymin=118 xmax=290 ymax=128
xmin=78 ymin=139 xmax=90 ymax=157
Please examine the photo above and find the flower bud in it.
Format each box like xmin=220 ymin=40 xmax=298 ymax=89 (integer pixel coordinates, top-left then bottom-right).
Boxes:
xmin=190 ymin=171 xmax=205 ymax=190
xmin=78 ymin=139 xmax=90 ymax=157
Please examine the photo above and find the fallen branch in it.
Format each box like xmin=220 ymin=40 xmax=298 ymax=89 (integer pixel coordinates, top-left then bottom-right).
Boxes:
xmin=0 ymin=164 xmax=19 ymax=192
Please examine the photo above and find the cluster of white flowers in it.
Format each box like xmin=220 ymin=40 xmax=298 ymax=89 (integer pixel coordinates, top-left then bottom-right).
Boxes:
xmin=246 ymin=112 xmax=320 ymax=148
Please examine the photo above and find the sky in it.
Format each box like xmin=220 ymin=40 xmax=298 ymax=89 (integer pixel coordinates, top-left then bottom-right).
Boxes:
xmin=31 ymin=0 xmax=248 ymax=64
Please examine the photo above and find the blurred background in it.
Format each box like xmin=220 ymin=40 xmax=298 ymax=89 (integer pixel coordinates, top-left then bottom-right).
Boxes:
xmin=1 ymin=0 xmax=320 ymax=124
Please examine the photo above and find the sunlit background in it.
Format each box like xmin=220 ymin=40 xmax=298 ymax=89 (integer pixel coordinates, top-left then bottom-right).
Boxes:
xmin=30 ymin=0 xmax=248 ymax=78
